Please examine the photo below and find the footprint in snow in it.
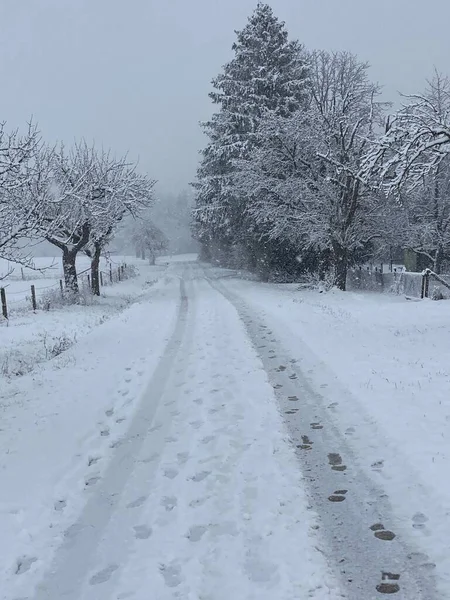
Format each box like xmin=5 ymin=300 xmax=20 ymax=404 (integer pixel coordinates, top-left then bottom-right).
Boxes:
xmin=201 ymin=435 xmax=215 ymax=444
xmin=186 ymin=525 xmax=208 ymax=542
xmin=110 ymin=437 xmax=127 ymax=449
xmin=126 ymin=496 xmax=147 ymax=509
xmin=85 ymin=475 xmax=101 ymax=487
xmin=161 ymin=496 xmax=177 ymax=511
xmin=54 ymin=499 xmax=66 ymax=511
xmin=16 ymin=556 xmax=37 ymax=575
xmin=141 ymin=452 xmax=158 ymax=464
xmin=134 ymin=525 xmax=152 ymax=539
xmin=100 ymin=427 xmax=110 ymax=437
xmin=190 ymin=471 xmax=211 ymax=483
xmin=412 ymin=512 xmax=429 ymax=529
xmin=164 ymin=467 xmax=179 ymax=480
xmin=159 ymin=563 xmax=183 ymax=588
xmin=89 ymin=564 xmax=119 ymax=585
xmin=177 ymin=452 xmax=189 ymax=465
xmin=105 ymin=408 xmax=114 ymax=417
xmin=328 ymin=490 xmax=348 ymax=502
xmin=371 ymin=460 xmax=384 ymax=472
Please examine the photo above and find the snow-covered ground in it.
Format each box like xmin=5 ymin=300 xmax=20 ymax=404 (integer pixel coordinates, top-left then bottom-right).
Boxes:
xmin=220 ymin=274 xmax=450 ymax=598
xmin=1 ymin=257 xmax=340 ymax=600
xmin=2 ymin=256 xmax=449 ymax=599
xmin=0 ymin=256 xmax=166 ymax=378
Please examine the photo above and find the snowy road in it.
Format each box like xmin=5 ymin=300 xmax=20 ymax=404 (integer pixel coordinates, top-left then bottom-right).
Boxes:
xmin=2 ymin=259 xmax=442 ymax=599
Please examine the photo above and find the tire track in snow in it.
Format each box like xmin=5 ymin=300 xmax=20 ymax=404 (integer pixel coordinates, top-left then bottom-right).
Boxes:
xmin=30 ymin=278 xmax=189 ymax=600
xmin=206 ymin=268 xmax=440 ymax=600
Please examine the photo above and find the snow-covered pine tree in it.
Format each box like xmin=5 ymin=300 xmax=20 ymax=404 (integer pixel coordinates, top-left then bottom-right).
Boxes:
xmin=192 ymin=2 xmax=309 ymax=272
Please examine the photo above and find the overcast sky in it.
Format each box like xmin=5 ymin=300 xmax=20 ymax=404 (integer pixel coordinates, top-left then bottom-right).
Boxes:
xmin=1 ymin=0 xmax=450 ymax=194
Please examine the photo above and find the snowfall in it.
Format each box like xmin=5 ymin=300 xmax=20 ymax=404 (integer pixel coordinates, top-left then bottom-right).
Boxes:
xmin=1 ymin=255 xmax=450 ymax=600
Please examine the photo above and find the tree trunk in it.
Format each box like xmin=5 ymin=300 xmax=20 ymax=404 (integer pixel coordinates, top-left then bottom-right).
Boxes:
xmin=91 ymin=243 xmax=101 ymax=296
xmin=332 ymin=244 xmax=348 ymax=291
xmin=434 ymin=246 xmax=443 ymax=274
xmin=141 ymin=249 xmax=145 ymax=260
xmin=149 ymin=253 xmax=156 ymax=266
xmin=62 ymin=249 xmax=79 ymax=293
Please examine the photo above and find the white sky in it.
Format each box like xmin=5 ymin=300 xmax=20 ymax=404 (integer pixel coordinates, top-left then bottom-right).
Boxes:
xmin=1 ymin=0 xmax=449 ymax=193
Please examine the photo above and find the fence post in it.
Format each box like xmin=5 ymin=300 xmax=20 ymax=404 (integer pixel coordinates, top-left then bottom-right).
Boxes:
xmin=421 ymin=269 xmax=431 ymax=299
xmin=121 ymin=265 xmax=125 ymax=278
xmin=87 ymin=274 xmax=91 ymax=289
xmin=31 ymin=285 xmax=37 ymax=311
xmin=60 ymin=279 xmax=64 ymax=298
xmin=100 ymin=272 xmax=104 ymax=287
xmin=424 ymin=269 xmax=430 ymax=298
xmin=110 ymin=265 xmax=113 ymax=283
xmin=118 ymin=267 xmax=121 ymax=282
xmin=1 ymin=287 xmax=7 ymax=320
xmin=21 ymin=267 xmax=25 ymax=280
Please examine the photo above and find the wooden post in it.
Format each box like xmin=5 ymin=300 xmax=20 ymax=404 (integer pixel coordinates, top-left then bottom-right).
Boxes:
xmin=1 ymin=287 xmax=7 ymax=319
xmin=109 ymin=265 xmax=113 ymax=283
xmin=118 ymin=267 xmax=121 ymax=282
xmin=87 ymin=274 xmax=91 ymax=289
xmin=60 ymin=279 xmax=64 ymax=298
xmin=424 ymin=269 xmax=430 ymax=298
xmin=121 ymin=265 xmax=125 ymax=278
xmin=21 ymin=267 xmax=25 ymax=280
xmin=100 ymin=272 xmax=104 ymax=287
xmin=31 ymin=285 xmax=37 ymax=311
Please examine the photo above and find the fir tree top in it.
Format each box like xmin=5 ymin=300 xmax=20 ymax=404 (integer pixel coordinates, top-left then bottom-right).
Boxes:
xmin=210 ymin=3 xmax=308 ymax=123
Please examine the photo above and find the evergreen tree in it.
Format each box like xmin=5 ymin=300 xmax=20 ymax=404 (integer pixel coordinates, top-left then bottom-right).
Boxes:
xmin=193 ymin=3 xmax=308 ymax=270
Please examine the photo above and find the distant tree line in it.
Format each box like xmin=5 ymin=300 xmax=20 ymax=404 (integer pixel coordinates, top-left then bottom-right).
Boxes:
xmin=192 ymin=2 xmax=450 ymax=289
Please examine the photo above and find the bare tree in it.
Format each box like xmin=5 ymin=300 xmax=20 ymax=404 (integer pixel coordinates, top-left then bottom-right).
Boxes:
xmin=364 ymin=71 xmax=450 ymax=194
xmin=38 ymin=143 xmax=96 ymax=293
xmin=399 ymin=156 xmax=450 ymax=273
xmin=0 ymin=121 xmax=45 ymax=268
xmin=84 ymin=149 xmax=155 ymax=295
xmin=132 ymin=218 xmax=168 ymax=265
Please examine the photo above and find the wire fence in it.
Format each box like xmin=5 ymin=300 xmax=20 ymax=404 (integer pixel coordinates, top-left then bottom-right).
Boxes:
xmin=347 ymin=268 xmax=450 ymax=299
xmin=0 ymin=263 xmax=134 ymax=321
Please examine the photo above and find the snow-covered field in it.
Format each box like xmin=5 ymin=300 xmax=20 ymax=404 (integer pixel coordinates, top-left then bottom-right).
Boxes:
xmin=0 ymin=255 xmax=142 ymax=311
xmin=1 ymin=255 xmax=449 ymax=599
xmin=0 ymin=256 xmax=167 ymax=378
